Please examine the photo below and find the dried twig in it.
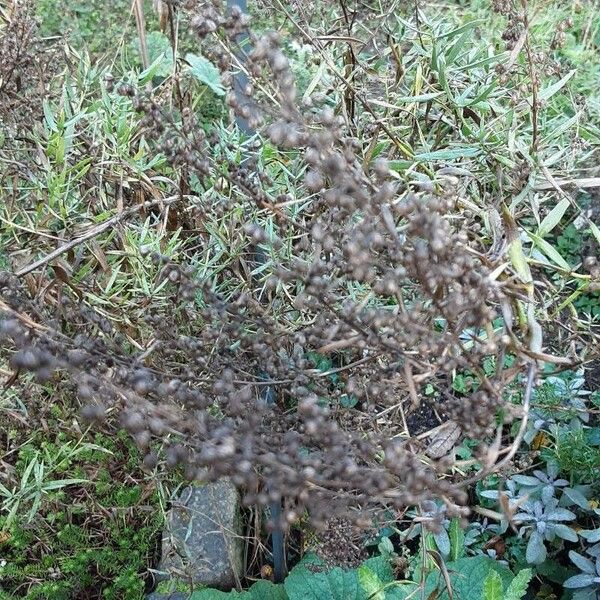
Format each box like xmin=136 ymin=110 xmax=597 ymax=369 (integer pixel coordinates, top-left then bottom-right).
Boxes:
xmin=15 ymin=197 xmax=180 ymax=278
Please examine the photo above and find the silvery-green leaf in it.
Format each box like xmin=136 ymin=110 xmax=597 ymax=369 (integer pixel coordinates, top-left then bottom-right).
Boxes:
xmin=513 ymin=475 xmax=541 ymax=487
xmin=570 ymin=551 xmax=596 ymax=573
xmin=546 ymin=508 xmax=576 ymax=521
xmin=587 ymin=543 xmax=600 ymax=558
xmin=546 ymin=461 xmax=560 ymax=480
xmin=541 ymin=485 xmax=555 ymax=504
xmin=563 ymin=574 xmax=598 ymax=589
xmin=378 ymin=536 xmax=394 ymax=556
xmin=572 ymin=590 xmax=598 ymax=600
xmin=480 ymin=489 xmax=500 ymax=499
xmin=562 ymin=487 xmax=590 ymax=509
xmin=580 ymin=529 xmax=600 ymax=543
xmin=526 ymin=531 xmax=547 ymax=564
xmin=514 ymin=512 xmax=534 ymax=523
xmin=551 ymin=524 xmax=578 ymax=542
xmin=434 ymin=527 xmax=451 ymax=557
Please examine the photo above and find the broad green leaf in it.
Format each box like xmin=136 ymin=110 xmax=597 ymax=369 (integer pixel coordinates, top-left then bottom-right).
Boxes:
xmin=534 ymin=558 xmax=574 ymax=584
xmin=482 ymin=570 xmax=503 ymax=600
xmin=135 ymin=31 xmax=174 ymax=80
xmin=358 ymin=566 xmax=385 ymax=600
xmin=538 ymin=198 xmax=570 ymax=237
xmin=415 ymin=147 xmax=481 ymax=161
xmin=191 ymin=580 xmax=287 ymax=599
xmin=284 ymin=554 xmax=359 ymax=600
xmin=363 ymin=554 xmax=394 ymax=584
xmin=564 ymin=574 xmax=598 ymax=588
xmin=505 ymin=568 xmax=532 ymax=600
xmin=186 ymin=53 xmax=225 ymax=96
xmin=433 ymin=529 xmax=451 ymax=558
xmin=423 ymin=555 xmax=513 ymax=600
xmin=448 ymin=518 xmax=465 ymax=561
xmin=572 ymin=588 xmax=598 ymax=600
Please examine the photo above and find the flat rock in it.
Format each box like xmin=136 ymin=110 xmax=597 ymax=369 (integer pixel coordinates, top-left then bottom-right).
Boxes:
xmin=154 ymin=478 xmax=244 ymax=591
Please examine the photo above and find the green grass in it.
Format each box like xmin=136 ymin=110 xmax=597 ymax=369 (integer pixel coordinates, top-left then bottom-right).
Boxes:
xmin=0 ymin=428 xmax=169 ymax=599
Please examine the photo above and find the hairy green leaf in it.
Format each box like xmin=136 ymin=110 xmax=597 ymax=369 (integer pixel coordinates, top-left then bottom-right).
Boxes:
xmin=186 ymin=53 xmax=225 ymax=96
xmin=505 ymin=568 xmax=533 ymax=600
xmin=482 ymin=570 xmax=503 ymax=600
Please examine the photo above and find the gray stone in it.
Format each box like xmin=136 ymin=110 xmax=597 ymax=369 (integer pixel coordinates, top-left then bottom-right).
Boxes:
xmin=156 ymin=478 xmax=244 ymax=591
xmin=147 ymin=593 xmax=189 ymax=600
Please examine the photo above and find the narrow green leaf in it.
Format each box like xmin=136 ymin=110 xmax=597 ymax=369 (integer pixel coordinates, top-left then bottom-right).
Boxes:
xmin=395 ymin=92 xmax=444 ymax=103
xmin=415 ymin=147 xmax=481 ymax=161
xmin=526 ymin=231 xmax=571 ymax=270
xmin=139 ymin=54 xmax=168 ymax=85
xmin=43 ymin=100 xmax=57 ymax=132
xmin=437 ymin=20 xmax=483 ymax=40
xmin=538 ymin=198 xmax=570 ymax=237
xmin=448 ymin=518 xmax=465 ymax=561
xmin=20 ymin=458 xmax=37 ymax=491
xmin=42 ymin=478 xmax=88 ymax=491
xmin=537 ymin=69 xmax=576 ymax=101
xmin=467 ymin=81 xmax=497 ymax=106
xmin=589 ymin=221 xmax=600 ymax=247
xmin=544 ymin=113 xmax=579 ymax=141
xmin=445 ymin=30 xmax=470 ymax=64
xmin=508 ymin=236 xmax=532 ymax=284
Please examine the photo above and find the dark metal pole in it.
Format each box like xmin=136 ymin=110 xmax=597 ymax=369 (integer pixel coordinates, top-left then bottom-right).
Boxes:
xmin=226 ymin=0 xmax=287 ymax=583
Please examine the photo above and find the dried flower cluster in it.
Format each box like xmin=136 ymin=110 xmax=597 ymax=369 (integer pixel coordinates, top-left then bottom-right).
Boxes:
xmin=0 ymin=0 xmax=534 ymax=530
xmin=0 ymin=0 xmax=57 ymax=141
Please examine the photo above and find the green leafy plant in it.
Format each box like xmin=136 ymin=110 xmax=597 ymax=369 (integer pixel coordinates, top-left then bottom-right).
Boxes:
xmin=0 ymin=431 xmax=168 ymax=599
xmin=482 ymin=568 xmax=533 ymax=600
xmin=564 ymin=550 xmax=600 ymax=598
xmin=190 ymin=553 xmax=417 ymax=600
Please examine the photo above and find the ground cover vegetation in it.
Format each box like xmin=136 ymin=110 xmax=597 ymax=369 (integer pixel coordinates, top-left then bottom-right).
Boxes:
xmin=0 ymin=0 xmax=599 ymax=597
